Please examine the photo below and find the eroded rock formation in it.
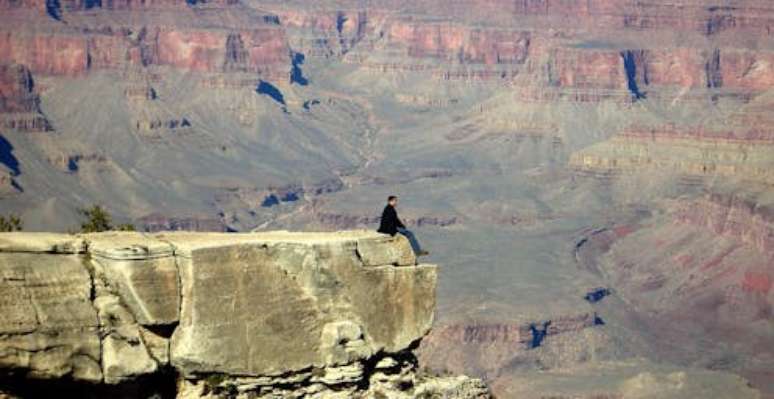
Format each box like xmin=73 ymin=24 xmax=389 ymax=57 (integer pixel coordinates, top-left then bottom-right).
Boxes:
xmin=0 ymin=231 xmax=489 ymax=398
xmin=0 ymin=63 xmax=51 ymax=133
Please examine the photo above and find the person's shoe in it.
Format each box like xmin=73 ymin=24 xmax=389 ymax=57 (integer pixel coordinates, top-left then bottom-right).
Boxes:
xmin=416 ymin=250 xmax=429 ymax=257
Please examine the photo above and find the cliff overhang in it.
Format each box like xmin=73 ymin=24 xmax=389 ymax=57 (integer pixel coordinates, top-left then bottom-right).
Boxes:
xmin=0 ymin=231 xmax=489 ymax=398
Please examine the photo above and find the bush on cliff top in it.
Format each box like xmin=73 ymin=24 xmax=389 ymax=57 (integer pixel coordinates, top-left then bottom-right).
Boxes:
xmin=0 ymin=214 xmax=22 ymax=232
xmin=79 ymin=205 xmax=135 ymax=233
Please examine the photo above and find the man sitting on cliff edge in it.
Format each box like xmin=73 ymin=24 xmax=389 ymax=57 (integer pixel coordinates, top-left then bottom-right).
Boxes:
xmin=378 ymin=195 xmax=429 ymax=256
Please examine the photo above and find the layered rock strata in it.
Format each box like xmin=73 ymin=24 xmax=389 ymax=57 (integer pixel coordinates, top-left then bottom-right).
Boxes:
xmin=0 ymin=63 xmax=50 ymax=132
xmin=0 ymin=231 xmax=489 ymax=398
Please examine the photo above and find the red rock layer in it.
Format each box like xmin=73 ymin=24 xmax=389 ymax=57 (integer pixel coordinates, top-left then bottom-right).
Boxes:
xmin=0 ymin=32 xmax=90 ymax=76
xmin=0 ymin=26 xmax=289 ymax=77
xmin=317 ymin=29 xmax=737 ymax=93
xmin=675 ymin=194 xmax=774 ymax=257
xmin=417 ymin=312 xmax=605 ymax=381
xmin=425 ymin=313 xmax=599 ymax=346
xmin=0 ymin=0 xmax=238 ymax=12
xmin=583 ymin=207 xmax=773 ymax=323
xmin=3 ymin=0 xmax=769 ymax=101
xmin=618 ymin=124 xmax=774 ymax=144
xmin=0 ymin=63 xmax=38 ymax=113
xmin=394 ymin=0 xmax=774 ymax=35
xmin=386 ymin=22 xmax=530 ymax=65
xmin=274 ymin=9 xmax=374 ymax=55
xmin=569 ymin=95 xmax=774 ymax=183
xmin=157 ymin=28 xmax=287 ymax=74
xmin=316 ymin=1 xmax=774 ymax=95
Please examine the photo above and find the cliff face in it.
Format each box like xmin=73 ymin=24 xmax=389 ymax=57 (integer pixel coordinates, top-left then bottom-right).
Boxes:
xmin=0 ymin=63 xmax=50 ymax=132
xmin=0 ymin=0 xmax=290 ymax=81
xmin=0 ymin=231 xmax=489 ymax=398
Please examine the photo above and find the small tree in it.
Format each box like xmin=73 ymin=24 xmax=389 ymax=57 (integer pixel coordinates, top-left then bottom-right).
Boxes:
xmin=0 ymin=214 xmax=22 ymax=232
xmin=116 ymin=223 xmax=136 ymax=231
xmin=79 ymin=205 xmax=136 ymax=233
xmin=80 ymin=205 xmax=112 ymax=233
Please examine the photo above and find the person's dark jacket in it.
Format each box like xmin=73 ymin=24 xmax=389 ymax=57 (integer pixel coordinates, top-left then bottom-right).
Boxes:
xmin=377 ymin=204 xmax=405 ymax=236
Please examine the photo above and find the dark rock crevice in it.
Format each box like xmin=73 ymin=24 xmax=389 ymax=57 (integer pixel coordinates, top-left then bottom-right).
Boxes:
xmin=0 ymin=135 xmax=20 ymax=176
xmin=290 ymin=52 xmax=309 ymax=86
xmin=706 ymin=48 xmax=723 ymax=88
xmin=45 ymin=0 xmax=62 ymax=21
xmin=527 ymin=321 xmax=551 ymax=349
xmin=620 ymin=50 xmax=647 ymax=100
xmin=706 ymin=14 xmax=736 ymax=35
xmin=335 ymin=12 xmax=347 ymax=35
xmin=256 ymin=80 xmax=285 ymax=106
xmin=0 ymin=369 xmax=178 ymax=399
xmin=584 ymin=287 xmax=612 ymax=303
xmin=223 ymin=33 xmax=248 ymax=72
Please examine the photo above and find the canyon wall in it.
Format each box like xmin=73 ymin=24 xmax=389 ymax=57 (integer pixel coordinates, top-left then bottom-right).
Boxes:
xmin=0 ymin=0 xmax=291 ymax=79
xmin=0 ymin=231 xmax=489 ymax=398
xmin=0 ymin=63 xmax=50 ymax=132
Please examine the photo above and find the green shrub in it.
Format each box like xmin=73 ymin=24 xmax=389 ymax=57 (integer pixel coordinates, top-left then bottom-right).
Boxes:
xmin=78 ymin=205 xmax=135 ymax=233
xmin=79 ymin=205 xmax=112 ymax=233
xmin=116 ymin=223 xmax=136 ymax=231
xmin=0 ymin=214 xmax=22 ymax=232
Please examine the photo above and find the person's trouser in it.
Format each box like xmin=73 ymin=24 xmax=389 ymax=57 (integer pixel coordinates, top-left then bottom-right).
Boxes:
xmin=397 ymin=227 xmax=423 ymax=254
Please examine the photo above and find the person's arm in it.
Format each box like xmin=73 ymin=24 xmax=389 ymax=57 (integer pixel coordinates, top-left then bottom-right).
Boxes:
xmin=396 ymin=213 xmax=406 ymax=229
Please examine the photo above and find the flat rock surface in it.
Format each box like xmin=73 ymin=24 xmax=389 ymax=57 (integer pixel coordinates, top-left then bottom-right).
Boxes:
xmin=0 ymin=233 xmax=87 ymax=254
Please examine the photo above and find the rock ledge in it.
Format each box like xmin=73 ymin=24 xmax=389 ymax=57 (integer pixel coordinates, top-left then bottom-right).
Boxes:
xmin=0 ymin=231 xmax=489 ymax=398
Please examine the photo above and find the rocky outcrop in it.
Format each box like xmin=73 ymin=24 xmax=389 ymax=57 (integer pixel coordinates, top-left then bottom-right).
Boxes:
xmin=46 ymin=152 xmax=108 ymax=173
xmin=266 ymin=8 xmax=378 ymax=58
xmin=156 ymin=28 xmax=288 ymax=76
xmin=137 ymin=214 xmax=228 ymax=232
xmin=675 ymin=193 xmax=774 ymax=256
xmin=0 ymin=169 xmax=21 ymax=196
xmin=0 ymin=64 xmax=38 ymax=114
xmin=383 ymin=22 xmax=531 ymax=65
xmin=418 ymin=312 xmax=608 ymax=382
xmin=0 ymin=63 xmax=51 ymax=132
xmin=0 ymin=20 xmax=290 ymax=79
xmin=0 ymin=231 xmax=489 ymax=398
xmin=569 ymin=122 xmax=774 ymax=185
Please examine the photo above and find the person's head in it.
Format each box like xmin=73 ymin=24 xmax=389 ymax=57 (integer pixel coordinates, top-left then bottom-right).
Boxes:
xmin=387 ymin=195 xmax=398 ymax=206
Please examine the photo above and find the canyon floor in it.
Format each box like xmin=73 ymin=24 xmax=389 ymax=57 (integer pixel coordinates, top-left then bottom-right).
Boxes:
xmin=1 ymin=0 xmax=773 ymax=397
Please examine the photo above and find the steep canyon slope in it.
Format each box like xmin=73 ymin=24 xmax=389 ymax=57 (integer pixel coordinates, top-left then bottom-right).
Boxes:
xmin=0 ymin=0 xmax=773 ymax=397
